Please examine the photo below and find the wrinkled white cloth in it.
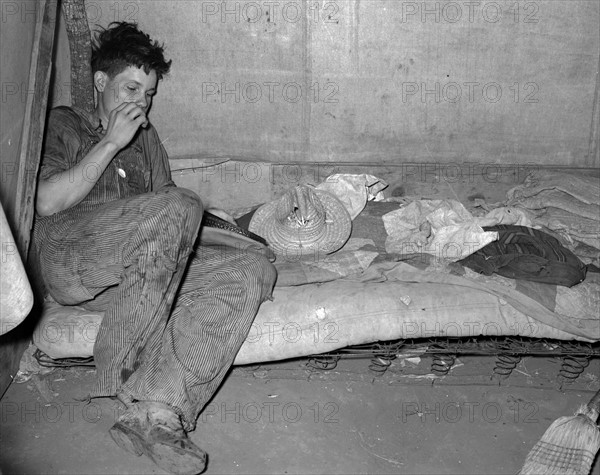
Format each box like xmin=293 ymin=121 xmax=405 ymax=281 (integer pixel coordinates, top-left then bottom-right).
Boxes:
xmin=382 ymin=199 xmax=498 ymax=262
xmin=317 ymin=174 xmax=388 ymax=220
xmin=474 ymin=206 xmax=535 ymax=228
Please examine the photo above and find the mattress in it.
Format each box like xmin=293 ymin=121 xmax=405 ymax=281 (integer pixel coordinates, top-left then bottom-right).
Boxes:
xmin=32 ymin=201 xmax=600 ymax=365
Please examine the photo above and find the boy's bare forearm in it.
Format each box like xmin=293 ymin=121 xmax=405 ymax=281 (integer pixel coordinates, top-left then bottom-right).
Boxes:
xmin=36 ymin=140 xmax=120 ymax=216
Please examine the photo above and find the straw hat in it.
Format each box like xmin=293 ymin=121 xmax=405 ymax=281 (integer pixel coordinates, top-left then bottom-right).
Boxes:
xmin=249 ymin=185 xmax=352 ymax=260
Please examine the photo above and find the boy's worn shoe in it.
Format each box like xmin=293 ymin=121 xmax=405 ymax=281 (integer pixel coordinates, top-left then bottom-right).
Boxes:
xmin=109 ymin=401 xmax=207 ymax=475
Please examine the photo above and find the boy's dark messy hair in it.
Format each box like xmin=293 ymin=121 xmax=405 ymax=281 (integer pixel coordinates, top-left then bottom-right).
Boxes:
xmin=91 ymin=22 xmax=172 ymax=80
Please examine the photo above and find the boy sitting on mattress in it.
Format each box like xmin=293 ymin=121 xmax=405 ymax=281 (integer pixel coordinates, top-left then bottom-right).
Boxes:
xmin=32 ymin=21 xmax=276 ymax=474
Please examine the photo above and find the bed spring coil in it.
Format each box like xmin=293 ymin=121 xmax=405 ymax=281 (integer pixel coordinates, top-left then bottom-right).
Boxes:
xmin=557 ymin=355 xmax=590 ymax=385
xmin=369 ymin=356 xmax=395 ymax=374
xmin=306 ymin=355 xmax=340 ymax=371
xmin=430 ymin=353 xmax=456 ymax=376
xmin=493 ymin=353 xmax=521 ymax=379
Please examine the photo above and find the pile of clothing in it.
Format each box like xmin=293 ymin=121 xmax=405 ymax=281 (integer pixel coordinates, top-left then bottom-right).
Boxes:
xmin=506 ymin=170 xmax=600 ymax=267
xmin=238 ymin=170 xmax=598 ymax=289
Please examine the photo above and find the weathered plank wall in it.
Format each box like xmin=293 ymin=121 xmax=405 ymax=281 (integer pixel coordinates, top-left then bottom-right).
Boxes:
xmin=1 ymin=0 xmax=37 ymax=222
xmin=1 ymin=0 xmax=59 ymax=398
xmin=53 ymin=0 xmax=600 ymax=171
xmin=1 ymin=1 xmax=39 ymax=397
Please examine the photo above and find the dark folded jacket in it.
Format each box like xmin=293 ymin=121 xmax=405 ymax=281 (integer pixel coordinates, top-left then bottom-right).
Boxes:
xmin=459 ymin=225 xmax=587 ymax=287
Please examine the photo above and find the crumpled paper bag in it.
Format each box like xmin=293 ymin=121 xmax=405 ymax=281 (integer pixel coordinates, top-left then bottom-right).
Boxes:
xmin=317 ymin=174 xmax=388 ymax=220
xmin=382 ymin=199 xmax=498 ymax=262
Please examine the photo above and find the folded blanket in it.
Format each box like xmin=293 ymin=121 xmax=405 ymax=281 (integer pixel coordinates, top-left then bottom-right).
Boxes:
xmin=531 ymin=207 xmax=600 ymax=250
xmin=507 ymin=170 xmax=600 ymax=206
xmin=509 ymin=189 xmax=600 ymax=221
xmin=506 ymin=170 xmax=600 ymax=265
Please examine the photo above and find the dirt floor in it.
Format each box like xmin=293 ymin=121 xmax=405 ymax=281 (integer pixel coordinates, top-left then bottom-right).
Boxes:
xmin=1 ymin=349 xmax=599 ymax=475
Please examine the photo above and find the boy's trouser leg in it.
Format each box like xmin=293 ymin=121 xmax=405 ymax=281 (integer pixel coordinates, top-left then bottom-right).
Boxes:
xmin=121 ymin=245 xmax=277 ymax=430
xmin=38 ymin=188 xmax=203 ymax=397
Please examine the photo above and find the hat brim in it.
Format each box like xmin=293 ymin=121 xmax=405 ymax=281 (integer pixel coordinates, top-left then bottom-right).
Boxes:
xmin=248 ymin=189 xmax=352 ymax=260
xmin=200 ymin=212 xmax=275 ymax=262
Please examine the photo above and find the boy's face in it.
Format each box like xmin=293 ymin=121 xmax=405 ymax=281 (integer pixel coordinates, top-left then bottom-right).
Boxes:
xmin=94 ymin=65 xmax=158 ymax=127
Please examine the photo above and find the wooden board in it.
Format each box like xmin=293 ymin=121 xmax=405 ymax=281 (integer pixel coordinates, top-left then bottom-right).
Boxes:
xmin=0 ymin=0 xmax=59 ymax=400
